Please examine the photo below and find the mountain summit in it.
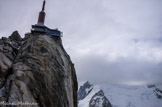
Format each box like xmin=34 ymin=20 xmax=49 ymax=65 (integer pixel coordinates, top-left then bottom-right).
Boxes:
xmin=78 ymin=82 xmax=162 ymax=107
xmin=0 ymin=31 xmax=78 ymax=107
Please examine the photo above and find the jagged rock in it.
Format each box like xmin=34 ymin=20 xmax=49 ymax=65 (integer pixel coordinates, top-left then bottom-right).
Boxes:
xmin=0 ymin=32 xmax=78 ymax=107
xmin=78 ymin=81 xmax=93 ymax=101
xmin=89 ymin=90 xmax=112 ymax=107
xmin=147 ymin=84 xmax=156 ymax=88
xmin=0 ymin=31 xmax=22 ymax=88
xmin=9 ymin=31 xmax=22 ymax=42
xmin=148 ymin=84 xmax=162 ymax=99
xmin=154 ymin=87 xmax=162 ymax=99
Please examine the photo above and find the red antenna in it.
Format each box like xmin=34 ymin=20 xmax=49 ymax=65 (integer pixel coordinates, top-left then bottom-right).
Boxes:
xmin=42 ymin=0 xmax=46 ymax=11
xmin=37 ymin=0 xmax=46 ymax=25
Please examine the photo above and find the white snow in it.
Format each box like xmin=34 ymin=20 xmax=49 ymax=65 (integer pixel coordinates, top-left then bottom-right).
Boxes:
xmin=78 ymin=83 xmax=162 ymax=107
xmin=78 ymin=85 xmax=100 ymax=107
xmin=85 ymin=86 xmax=93 ymax=95
xmin=91 ymin=95 xmax=104 ymax=107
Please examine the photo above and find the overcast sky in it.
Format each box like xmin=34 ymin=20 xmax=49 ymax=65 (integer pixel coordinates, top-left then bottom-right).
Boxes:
xmin=0 ymin=0 xmax=162 ymax=85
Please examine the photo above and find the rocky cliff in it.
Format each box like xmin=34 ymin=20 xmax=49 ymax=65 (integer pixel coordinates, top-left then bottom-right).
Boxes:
xmin=89 ymin=90 xmax=112 ymax=107
xmin=0 ymin=31 xmax=78 ymax=107
xmin=78 ymin=81 xmax=93 ymax=101
xmin=78 ymin=82 xmax=112 ymax=107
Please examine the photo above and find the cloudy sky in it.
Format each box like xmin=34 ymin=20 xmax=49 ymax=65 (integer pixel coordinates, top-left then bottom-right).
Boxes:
xmin=0 ymin=0 xmax=162 ymax=85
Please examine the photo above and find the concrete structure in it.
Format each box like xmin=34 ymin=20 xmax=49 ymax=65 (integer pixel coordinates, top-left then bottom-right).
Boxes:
xmin=31 ymin=0 xmax=63 ymax=37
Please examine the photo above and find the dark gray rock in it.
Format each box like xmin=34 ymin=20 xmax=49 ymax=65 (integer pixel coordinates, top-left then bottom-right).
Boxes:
xmin=9 ymin=31 xmax=22 ymax=42
xmin=147 ymin=84 xmax=156 ymax=88
xmin=148 ymin=84 xmax=162 ymax=99
xmin=0 ymin=32 xmax=78 ymax=107
xmin=0 ymin=31 xmax=22 ymax=89
xmin=154 ymin=87 xmax=162 ymax=99
xmin=89 ymin=90 xmax=112 ymax=107
xmin=78 ymin=81 xmax=93 ymax=101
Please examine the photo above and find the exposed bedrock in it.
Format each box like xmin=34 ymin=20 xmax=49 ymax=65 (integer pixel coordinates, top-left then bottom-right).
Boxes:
xmin=0 ymin=32 xmax=78 ymax=107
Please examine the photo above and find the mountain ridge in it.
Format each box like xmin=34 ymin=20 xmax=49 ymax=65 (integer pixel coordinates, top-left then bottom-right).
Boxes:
xmin=78 ymin=81 xmax=162 ymax=107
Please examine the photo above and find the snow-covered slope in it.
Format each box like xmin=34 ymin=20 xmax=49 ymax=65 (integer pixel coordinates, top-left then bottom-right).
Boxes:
xmin=89 ymin=90 xmax=112 ymax=107
xmin=78 ymin=82 xmax=162 ymax=107
xmin=78 ymin=81 xmax=94 ymax=101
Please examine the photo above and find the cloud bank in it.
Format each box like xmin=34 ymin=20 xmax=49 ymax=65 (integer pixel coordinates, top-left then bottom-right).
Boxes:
xmin=0 ymin=0 xmax=162 ymax=85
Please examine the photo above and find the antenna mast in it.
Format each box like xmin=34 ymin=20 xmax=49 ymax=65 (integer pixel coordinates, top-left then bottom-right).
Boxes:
xmin=37 ymin=0 xmax=46 ymax=26
xmin=42 ymin=0 xmax=46 ymax=11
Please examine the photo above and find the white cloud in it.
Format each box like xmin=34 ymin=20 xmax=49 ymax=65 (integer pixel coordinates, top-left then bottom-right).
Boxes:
xmin=0 ymin=0 xmax=162 ymax=85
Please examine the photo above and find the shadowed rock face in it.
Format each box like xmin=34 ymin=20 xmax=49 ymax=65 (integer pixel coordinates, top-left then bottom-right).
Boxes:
xmin=148 ymin=85 xmax=162 ymax=99
xmin=89 ymin=90 xmax=112 ymax=107
xmin=0 ymin=31 xmax=21 ymax=88
xmin=0 ymin=32 xmax=78 ymax=107
xmin=78 ymin=81 xmax=93 ymax=101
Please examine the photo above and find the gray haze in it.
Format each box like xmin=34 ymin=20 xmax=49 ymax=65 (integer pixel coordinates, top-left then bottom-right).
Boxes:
xmin=0 ymin=0 xmax=162 ymax=85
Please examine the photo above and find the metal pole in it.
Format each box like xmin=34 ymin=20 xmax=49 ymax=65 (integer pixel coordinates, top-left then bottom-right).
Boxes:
xmin=42 ymin=0 xmax=46 ymax=11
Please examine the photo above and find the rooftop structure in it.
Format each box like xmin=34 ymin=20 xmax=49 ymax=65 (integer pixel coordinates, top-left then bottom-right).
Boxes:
xmin=31 ymin=0 xmax=63 ymax=37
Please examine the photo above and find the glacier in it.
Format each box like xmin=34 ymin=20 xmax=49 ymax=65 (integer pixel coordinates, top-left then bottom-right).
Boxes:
xmin=78 ymin=83 xmax=162 ymax=107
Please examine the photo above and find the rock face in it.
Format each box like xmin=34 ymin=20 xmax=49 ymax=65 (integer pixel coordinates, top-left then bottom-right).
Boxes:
xmin=78 ymin=81 xmax=93 ymax=101
xmin=148 ymin=85 xmax=162 ymax=99
xmin=78 ymin=82 xmax=112 ymax=107
xmin=89 ymin=90 xmax=112 ymax=107
xmin=0 ymin=31 xmax=22 ymax=88
xmin=154 ymin=88 xmax=162 ymax=99
xmin=0 ymin=31 xmax=78 ymax=107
